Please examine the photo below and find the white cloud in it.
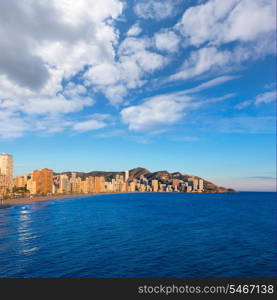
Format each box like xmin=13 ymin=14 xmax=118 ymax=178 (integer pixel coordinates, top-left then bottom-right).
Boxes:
xmin=236 ymin=90 xmax=276 ymax=109
xmin=255 ymin=91 xmax=276 ymax=105
xmin=0 ymin=108 xmax=77 ymax=139
xmin=0 ymin=0 xmax=124 ymax=138
xmin=177 ymin=0 xmax=275 ymax=46
xmin=235 ymin=100 xmax=252 ymax=110
xmin=134 ymin=0 xmax=179 ymax=20
xmin=23 ymin=96 xmax=93 ymax=116
xmin=154 ymin=30 xmax=180 ymax=53
xmin=0 ymin=0 xmax=123 ymax=91
xmin=149 ymin=0 xmax=275 ymax=83
xmin=170 ymin=0 xmax=275 ymax=81
xmin=0 ymin=81 xmax=93 ymax=116
xmin=203 ymin=93 xmax=236 ymax=104
xmin=85 ymin=63 xmax=121 ymax=86
xmin=0 ymin=110 xmax=28 ymax=139
xmin=184 ymin=75 xmax=240 ymax=94
xmin=121 ymin=92 xmax=193 ymax=131
xmin=118 ymin=37 xmax=168 ymax=73
xmin=127 ymin=23 xmax=142 ymax=36
xmin=177 ymin=0 xmax=238 ymax=46
xmin=84 ymin=37 xmax=168 ymax=104
xmin=32 ymin=117 xmax=74 ymax=134
xmin=170 ymin=47 xmax=232 ymax=81
xmin=0 ymin=0 xmax=275 ymax=140
xmin=72 ymin=119 xmax=107 ymax=132
xmin=121 ymin=74 xmax=240 ymax=132
xmin=169 ymin=33 xmax=275 ymax=81
xmin=0 ymin=77 xmax=96 ymax=138
xmin=223 ymin=0 xmax=276 ymax=43
xmin=119 ymin=37 xmax=168 ymax=73
xmin=104 ymin=85 xmax=129 ymax=104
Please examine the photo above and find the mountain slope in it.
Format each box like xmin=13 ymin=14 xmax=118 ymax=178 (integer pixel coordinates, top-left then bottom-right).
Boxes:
xmin=56 ymin=167 xmax=236 ymax=192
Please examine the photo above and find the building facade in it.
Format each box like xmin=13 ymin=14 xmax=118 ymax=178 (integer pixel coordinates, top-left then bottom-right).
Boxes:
xmin=0 ymin=153 xmax=13 ymax=195
xmin=32 ymin=168 xmax=54 ymax=195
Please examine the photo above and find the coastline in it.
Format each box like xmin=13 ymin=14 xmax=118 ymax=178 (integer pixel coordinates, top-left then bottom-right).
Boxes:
xmin=0 ymin=193 xmax=105 ymax=207
xmin=0 ymin=190 xmax=239 ymax=208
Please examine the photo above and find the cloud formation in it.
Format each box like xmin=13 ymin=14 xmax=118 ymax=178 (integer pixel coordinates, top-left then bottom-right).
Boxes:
xmin=170 ymin=0 xmax=275 ymax=81
xmin=176 ymin=0 xmax=275 ymax=46
xmin=134 ymin=0 xmax=179 ymax=20
xmin=236 ymin=90 xmax=276 ymax=109
xmin=0 ymin=0 xmax=123 ymax=90
xmin=120 ymin=75 xmax=237 ymax=131
xmin=0 ymin=0 xmax=124 ymax=138
xmin=154 ymin=30 xmax=180 ymax=53
xmin=72 ymin=119 xmax=107 ymax=132
xmin=0 ymin=0 xmax=275 ymax=139
xmin=255 ymin=91 xmax=276 ymax=105
xmin=121 ymin=93 xmax=192 ymax=131
xmin=85 ymin=36 xmax=168 ymax=104
xmin=127 ymin=23 xmax=142 ymax=36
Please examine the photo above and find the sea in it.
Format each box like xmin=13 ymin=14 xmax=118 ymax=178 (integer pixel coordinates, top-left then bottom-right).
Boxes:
xmin=0 ymin=192 xmax=276 ymax=278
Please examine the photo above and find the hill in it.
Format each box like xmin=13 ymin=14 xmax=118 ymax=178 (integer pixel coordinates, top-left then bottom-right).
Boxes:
xmin=55 ymin=167 xmax=236 ymax=193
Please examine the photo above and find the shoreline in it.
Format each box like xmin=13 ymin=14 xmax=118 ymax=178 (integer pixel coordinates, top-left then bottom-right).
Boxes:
xmin=0 ymin=193 xmax=107 ymax=207
xmin=0 ymin=190 xmax=240 ymax=208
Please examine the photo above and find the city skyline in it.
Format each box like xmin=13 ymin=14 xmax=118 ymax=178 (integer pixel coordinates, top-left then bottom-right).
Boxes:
xmin=3 ymin=144 xmax=276 ymax=191
xmin=0 ymin=0 xmax=276 ymax=192
xmin=0 ymin=152 xmax=228 ymax=194
xmin=11 ymin=163 xmax=233 ymax=197
xmin=0 ymin=151 xmax=274 ymax=192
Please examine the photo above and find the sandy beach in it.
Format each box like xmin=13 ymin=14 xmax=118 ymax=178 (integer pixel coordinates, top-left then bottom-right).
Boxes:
xmin=0 ymin=193 xmax=105 ymax=207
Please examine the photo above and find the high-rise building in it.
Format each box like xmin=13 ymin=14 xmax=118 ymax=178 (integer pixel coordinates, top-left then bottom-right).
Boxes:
xmin=151 ymin=180 xmax=159 ymax=192
xmin=186 ymin=185 xmax=192 ymax=193
xmin=0 ymin=153 xmax=13 ymax=191
xmin=125 ymin=170 xmax=129 ymax=182
xmin=104 ymin=181 xmax=113 ymax=192
xmin=32 ymin=168 xmax=53 ymax=195
xmin=14 ymin=176 xmax=26 ymax=188
xmin=70 ymin=173 xmax=82 ymax=193
xmin=0 ymin=174 xmax=8 ymax=195
xmin=94 ymin=176 xmax=105 ymax=193
xmin=81 ymin=180 xmax=88 ymax=194
xmin=172 ymin=179 xmax=180 ymax=188
xmin=58 ymin=174 xmax=71 ymax=194
xmin=198 ymin=179 xmax=204 ymax=192
xmin=86 ymin=176 xmax=95 ymax=193
xmin=129 ymin=181 xmax=136 ymax=192
xmin=27 ymin=177 xmax=37 ymax=195
xmin=188 ymin=178 xmax=198 ymax=191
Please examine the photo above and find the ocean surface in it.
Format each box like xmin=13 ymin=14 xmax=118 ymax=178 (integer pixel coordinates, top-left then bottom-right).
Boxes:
xmin=0 ymin=192 xmax=276 ymax=278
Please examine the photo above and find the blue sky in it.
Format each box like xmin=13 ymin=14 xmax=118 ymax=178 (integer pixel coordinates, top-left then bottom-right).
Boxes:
xmin=0 ymin=0 xmax=276 ymax=191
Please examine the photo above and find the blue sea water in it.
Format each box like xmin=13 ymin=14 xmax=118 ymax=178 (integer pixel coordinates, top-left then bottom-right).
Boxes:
xmin=0 ymin=192 xmax=276 ymax=278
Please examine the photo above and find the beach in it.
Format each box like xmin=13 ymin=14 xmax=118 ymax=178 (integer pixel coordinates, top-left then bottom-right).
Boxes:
xmin=0 ymin=193 xmax=103 ymax=207
xmin=0 ymin=190 xmax=232 ymax=207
